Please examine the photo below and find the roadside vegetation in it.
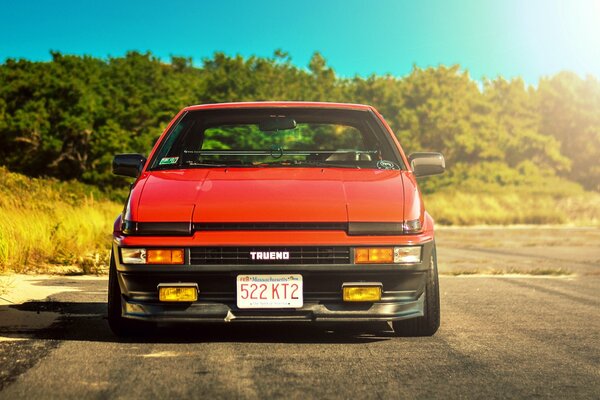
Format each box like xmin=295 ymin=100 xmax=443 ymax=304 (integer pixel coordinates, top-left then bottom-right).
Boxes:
xmin=422 ymin=162 xmax=600 ymax=225
xmin=427 ymin=189 xmax=600 ymax=226
xmin=0 ymin=167 xmax=121 ymax=273
xmin=1 ymin=51 xmax=599 ymax=193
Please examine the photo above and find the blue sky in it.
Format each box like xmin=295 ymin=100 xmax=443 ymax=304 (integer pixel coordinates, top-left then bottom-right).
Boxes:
xmin=1 ymin=0 xmax=599 ymax=84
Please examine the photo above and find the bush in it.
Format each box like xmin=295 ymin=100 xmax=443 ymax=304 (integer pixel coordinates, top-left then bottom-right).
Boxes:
xmin=0 ymin=167 xmax=121 ymax=272
xmin=424 ymin=172 xmax=600 ymax=226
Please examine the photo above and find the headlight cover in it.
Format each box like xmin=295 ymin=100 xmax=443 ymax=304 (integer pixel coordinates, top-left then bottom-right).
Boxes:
xmin=348 ymin=220 xmax=423 ymax=235
xmin=402 ymin=219 xmax=423 ymax=234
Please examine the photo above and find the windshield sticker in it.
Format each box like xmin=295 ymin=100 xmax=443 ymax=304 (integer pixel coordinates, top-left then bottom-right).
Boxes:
xmin=159 ymin=157 xmax=179 ymax=165
xmin=377 ymin=160 xmax=399 ymax=170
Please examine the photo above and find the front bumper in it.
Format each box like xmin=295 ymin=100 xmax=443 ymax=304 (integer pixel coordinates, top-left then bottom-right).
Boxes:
xmin=113 ymin=240 xmax=434 ymax=323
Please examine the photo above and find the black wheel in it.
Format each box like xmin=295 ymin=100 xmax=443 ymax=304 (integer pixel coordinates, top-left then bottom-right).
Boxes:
xmin=107 ymin=251 xmax=147 ymax=337
xmin=392 ymin=244 xmax=440 ymax=337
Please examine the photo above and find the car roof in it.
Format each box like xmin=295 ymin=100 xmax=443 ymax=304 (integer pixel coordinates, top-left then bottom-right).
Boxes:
xmin=184 ymin=101 xmax=374 ymax=112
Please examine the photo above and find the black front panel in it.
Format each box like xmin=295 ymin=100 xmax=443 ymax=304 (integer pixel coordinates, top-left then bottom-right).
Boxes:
xmin=190 ymin=246 xmax=351 ymax=265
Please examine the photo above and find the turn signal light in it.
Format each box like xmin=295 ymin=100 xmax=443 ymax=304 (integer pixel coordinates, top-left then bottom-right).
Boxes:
xmin=353 ymin=246 xmax=422 ymax=264
xmin=147 ymin=249 xmax=184 ymax=264
xmin=354 ymin=247 xmax=394 ymax=264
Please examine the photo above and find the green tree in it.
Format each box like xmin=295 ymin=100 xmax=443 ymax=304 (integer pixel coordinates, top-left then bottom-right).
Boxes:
xmin=1 ymin=51 xmax=599 ymax=193
xmin=484 ymin=77 xmax=569 ymax=172
xmin=538 ymin=72 xmax=600 ymax=190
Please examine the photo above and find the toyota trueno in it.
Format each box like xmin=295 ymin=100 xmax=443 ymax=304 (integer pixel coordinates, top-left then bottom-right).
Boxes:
xmin=109 ymin=102 xmax=445 ymax=337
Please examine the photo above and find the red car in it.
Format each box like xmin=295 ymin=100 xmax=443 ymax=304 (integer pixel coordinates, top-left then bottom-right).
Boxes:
xmin=109 ymin=102 xmax=445 ymax=337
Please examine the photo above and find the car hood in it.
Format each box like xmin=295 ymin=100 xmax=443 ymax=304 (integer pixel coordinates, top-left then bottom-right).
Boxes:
xmin=129 ymin=168 xmax=406 ymax=223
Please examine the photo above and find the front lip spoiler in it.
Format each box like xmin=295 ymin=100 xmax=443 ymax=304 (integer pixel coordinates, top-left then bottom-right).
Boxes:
xmin=120 ymin=294 xmax=425 ymax=323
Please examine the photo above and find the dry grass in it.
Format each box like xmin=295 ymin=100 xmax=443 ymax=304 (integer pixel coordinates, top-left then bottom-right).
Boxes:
xmin=0 ymin=168 xmax=121 ymax=273
xmin=425 ymin=189 xmax=600 ymax=226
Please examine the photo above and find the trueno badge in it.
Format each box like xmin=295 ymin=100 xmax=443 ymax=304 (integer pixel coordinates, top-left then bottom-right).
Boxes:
xmin=250 ymin=251 xmax=290 ymax=260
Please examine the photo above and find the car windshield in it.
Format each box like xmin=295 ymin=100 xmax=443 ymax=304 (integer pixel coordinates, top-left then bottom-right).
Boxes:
xmin=149 ymin=108 xmax=403 ymax=170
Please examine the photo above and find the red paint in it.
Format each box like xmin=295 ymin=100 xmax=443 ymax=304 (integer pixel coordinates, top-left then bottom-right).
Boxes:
xmin=128 ymin=168 xmax=407 ymax=224
xmin=114 ymin=230 xmax=434 ymax=248
xmin=400 ymin=172 xmax=425 ymax=224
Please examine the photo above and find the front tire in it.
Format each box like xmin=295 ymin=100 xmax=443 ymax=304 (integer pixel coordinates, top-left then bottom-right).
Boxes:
xmin=392 ymin=244 xmax=440 ymax=336
xmin=107 ymin=251 xmax=147 ymax=337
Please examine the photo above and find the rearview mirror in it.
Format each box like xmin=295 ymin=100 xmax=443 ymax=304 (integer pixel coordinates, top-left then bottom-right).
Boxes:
xmin=408 ymin=152 xmax=445 ymax=177
xmin=259 ymin=116 xmax=297 ymax=131
xmin=112 ymin=154 xmax=147 ymax=178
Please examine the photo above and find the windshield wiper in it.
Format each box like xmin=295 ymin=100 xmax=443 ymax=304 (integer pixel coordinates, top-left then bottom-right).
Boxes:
xmin=186 ymin=161 xmax=229 ymax=167
xmin=248 ymin=160 xmax=360 ymax=169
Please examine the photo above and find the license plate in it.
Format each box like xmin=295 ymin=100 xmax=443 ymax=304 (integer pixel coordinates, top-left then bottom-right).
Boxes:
xmin=236 ymin=274 xmax=303 ymax=309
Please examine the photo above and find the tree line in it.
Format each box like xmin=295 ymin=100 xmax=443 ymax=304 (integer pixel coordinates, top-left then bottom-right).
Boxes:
xmin=0 ymin=51 xmax=598 ymax=191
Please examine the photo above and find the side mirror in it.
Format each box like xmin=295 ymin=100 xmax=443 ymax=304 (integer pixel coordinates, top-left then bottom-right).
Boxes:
xmin=112 ymin=154 xmax=147 ymax=178
xmin=408 ymin=152 xmax=445 ymax=177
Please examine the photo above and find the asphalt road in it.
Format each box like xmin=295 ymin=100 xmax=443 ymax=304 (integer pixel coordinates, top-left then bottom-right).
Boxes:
xmin=0 ymin=228 xmax=599 ymax=399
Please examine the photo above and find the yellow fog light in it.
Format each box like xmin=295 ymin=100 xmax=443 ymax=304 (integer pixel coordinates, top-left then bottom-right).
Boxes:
xmin=158 ymin=284 xmax=198 ymax=302
xmin=342 ymin=284 xmax=382 ymax=302
xmin=354 ymin=247 xmax=394 ymax=264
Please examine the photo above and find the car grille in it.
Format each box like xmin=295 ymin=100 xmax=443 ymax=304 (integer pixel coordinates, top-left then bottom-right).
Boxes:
xmin=190 ymin=246 xmax=351 ymax=265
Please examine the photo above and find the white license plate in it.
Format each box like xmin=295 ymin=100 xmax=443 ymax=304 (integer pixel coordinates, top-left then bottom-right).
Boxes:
xmin=236 ymin=274 xmax=303 ymax=309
